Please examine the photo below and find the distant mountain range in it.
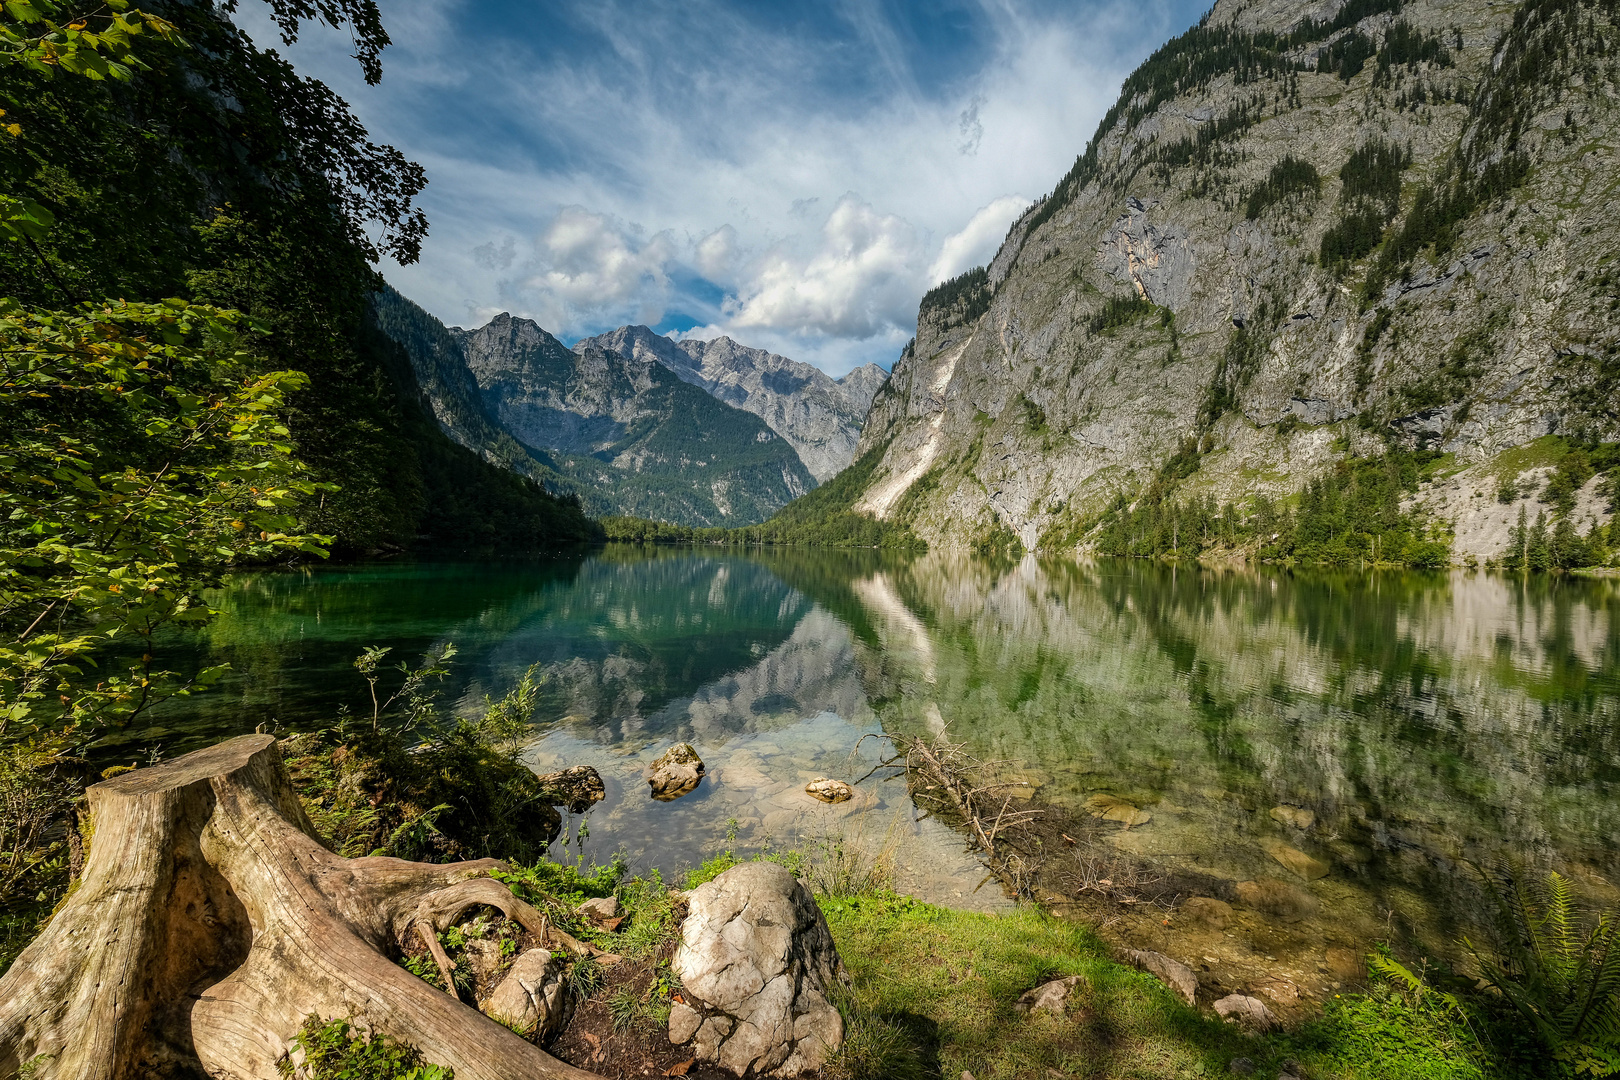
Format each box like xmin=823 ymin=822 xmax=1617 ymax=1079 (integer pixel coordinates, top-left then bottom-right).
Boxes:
xmin=372 ymin=288 xmax=886 ymax=526
xmin=578 ymin=326 xmax=886 ymax=482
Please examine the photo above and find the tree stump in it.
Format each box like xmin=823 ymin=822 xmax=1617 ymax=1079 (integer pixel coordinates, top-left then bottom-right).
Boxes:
xmin=0 ymin=734 xmax=603 ymax=1080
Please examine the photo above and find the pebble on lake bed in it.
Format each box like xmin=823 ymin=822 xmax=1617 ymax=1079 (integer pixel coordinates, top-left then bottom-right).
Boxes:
xmin=1260 ymin=837 xmax=1331 ymax=880
xmin=1084 ymin=793 xmax=1152 ymax=826
xmin=804 ymin=777 xmax=852 ymax=803
xmin=1269 ymin=805 xmax=1315 ymax=829
xmin=1214 ymin=994 xmax=1278 ymax=1030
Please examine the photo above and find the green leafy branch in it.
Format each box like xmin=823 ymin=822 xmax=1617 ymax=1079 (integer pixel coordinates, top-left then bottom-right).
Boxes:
xmin=0 ymin=299 xmax=330 ymax=739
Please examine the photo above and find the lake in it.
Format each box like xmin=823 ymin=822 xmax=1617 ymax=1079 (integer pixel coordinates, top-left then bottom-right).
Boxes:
xmin=124 ymin=546 xmax=1620 ymax=984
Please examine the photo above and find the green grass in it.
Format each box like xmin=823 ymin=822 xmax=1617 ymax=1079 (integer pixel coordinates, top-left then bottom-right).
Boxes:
xmin=1490 ymin=435 xmax=1571 ymax=481
xmin=818 ymin=891 xmax=1498 ymax=1080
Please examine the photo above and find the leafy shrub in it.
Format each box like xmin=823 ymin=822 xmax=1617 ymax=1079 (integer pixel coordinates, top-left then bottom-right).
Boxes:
xmin=285 ymin=654 xmax=561 ymax=863
xmin=278 ymin=1015 xmax=452 ymax=1080
xmin=1466 ymin=867 xmax=1620 ymax=1076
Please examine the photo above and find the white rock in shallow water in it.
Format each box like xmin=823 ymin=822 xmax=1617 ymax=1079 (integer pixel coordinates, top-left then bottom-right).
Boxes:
xmin=672 ymin=862 xmax=848 ymax=1076
xmin=804 ymin=777 xmax=852 ymax=803
xmin=482 ymin=948 xmax=565 ymax=1038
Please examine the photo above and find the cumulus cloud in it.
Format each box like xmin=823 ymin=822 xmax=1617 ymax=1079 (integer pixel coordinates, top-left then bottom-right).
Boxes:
xmin=246 ymin=0 xmax=1204 ymax=370
xmin=694 ymin=224 xmax=740 ymax=280
xmin=526 ymin=207 xmax=677 ymax=320
xmin=927 ymin=196 xmax=1031 ymax=286
xmin=728 ymin=195 xmax=922 ymax=339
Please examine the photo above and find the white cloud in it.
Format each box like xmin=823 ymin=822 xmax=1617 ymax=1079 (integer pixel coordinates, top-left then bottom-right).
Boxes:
xmin=727 ymin=195 xmax=922 ymax=339
xmin=927 ymin=195 xmax=1031 ymax=286
xmin=525 ymin=207 xmax=677 ymax=322
xmin=694 ymin=224 xmax=740 ymax=280
xmin=245 ymin=0 xmax=1205 ymax=371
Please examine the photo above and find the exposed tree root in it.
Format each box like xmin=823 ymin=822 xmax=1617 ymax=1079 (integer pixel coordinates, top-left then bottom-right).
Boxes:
xmin=0 ymin=734 xmax=604 ymax=1080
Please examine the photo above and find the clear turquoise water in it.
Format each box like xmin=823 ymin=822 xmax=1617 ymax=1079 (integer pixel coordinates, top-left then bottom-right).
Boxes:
xmin=126 ymin=547 xmax=1620 ymax=942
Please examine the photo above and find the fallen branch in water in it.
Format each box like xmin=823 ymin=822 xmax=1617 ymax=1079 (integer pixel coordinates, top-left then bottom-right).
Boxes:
xmin=876 ymin=731 xmax=1045 ymax=895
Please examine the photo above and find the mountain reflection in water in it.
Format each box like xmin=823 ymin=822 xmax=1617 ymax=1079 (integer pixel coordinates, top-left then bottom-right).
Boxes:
xmin=133 ymin=548 xmax=1620 ymax=948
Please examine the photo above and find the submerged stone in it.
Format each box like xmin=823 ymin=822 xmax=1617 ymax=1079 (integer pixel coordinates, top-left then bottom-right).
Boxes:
xmin=649 ymin=742 xmax=706 ymax=801
xmin=1179 ymin=897 xmax=1234 ymax=930
xmin=1260 ymin=837 xmax=1330 ymax=880
xmin=1269 ymin=805 xmax=1315 ymax=829
xmin=804 ymin=777 xmax=852 ymax=803
xmin=1214 ymin=994 xmax=1278 ymax=1030
xmin=1084 ymin=793 xmax=1152 ymax=826
xmin=1234 ymin=877 xmax=1319 ymax=921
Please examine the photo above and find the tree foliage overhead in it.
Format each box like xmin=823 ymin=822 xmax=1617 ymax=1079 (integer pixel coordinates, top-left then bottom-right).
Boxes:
xmin=0 ymin=0 xmax=593 ymax=553
xmin=0 ymin=299 xmax=328 ymax=737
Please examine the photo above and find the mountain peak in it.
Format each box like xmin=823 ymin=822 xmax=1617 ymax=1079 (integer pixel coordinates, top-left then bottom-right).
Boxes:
xmin=575 ymin=326 xmax=888 ymax=482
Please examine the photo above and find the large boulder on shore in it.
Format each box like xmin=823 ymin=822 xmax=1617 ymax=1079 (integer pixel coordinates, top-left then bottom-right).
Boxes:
xmin=481 ymin=948 xmax=566 ymax=1039
xmin=670 ymin=862 xmax=848 ymax=1076
xmin=648 ymin=742 xmax=705 ymax=801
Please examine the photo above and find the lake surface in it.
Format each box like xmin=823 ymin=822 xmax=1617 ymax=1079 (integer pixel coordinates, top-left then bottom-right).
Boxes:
xmin=127 ymin=547 xmax=1620 ymax=971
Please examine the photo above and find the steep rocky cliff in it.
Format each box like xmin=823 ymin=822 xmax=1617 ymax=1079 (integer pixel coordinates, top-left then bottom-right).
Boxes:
xmin=371 ymin=287 xmax=574 ymax=491
xmin=849 ymin=0 xmax=1620 ymax=558
xmin=452 ymin=314 xmax=817 ymax=526
xmin=578 ymin=325 xmax=888 ymax=481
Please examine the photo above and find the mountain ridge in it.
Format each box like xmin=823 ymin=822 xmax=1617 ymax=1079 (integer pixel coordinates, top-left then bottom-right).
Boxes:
xmin=376 ymin=297 xmax=822 ymax=526
xmin=576 ymin=325 xmax=886 ymax=481
xmin=837 ymin=0 xmax=1619 ymax=562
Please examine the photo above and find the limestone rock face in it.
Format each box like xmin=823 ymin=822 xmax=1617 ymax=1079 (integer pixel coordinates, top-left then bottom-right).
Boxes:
xmin=536 ymin=765 xmax=606 ymax=814
xmin=386 ymin=307 xmax=816 ymax=527
xmin=578 ymin=325 xmax=887 ymax=482
xmin=648 ymin=743 xmax=706 ymax=801
xmin=838 ymin=0 xmax=1619 ymax=560
xmin=482 ymin=948 xmax=566 ymax=1039
xmin=670 ymin=862 xmax=848 ymax=1076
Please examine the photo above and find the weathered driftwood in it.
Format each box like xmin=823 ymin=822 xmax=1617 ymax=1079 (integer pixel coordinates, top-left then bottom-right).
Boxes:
xmin=0 ymin=734 xmax=603 ymax=1080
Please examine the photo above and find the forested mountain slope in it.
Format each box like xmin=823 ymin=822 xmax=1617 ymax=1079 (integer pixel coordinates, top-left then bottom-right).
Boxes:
xmin=578 ymin=325 xmax=888 ymax=481
xmin=449 ymin=314 xmax=819 ymax=526
xmin=0 ymin=0 xmax=596 ymax=553
xmin=845 ymin=0 xmax=1620 ymax=562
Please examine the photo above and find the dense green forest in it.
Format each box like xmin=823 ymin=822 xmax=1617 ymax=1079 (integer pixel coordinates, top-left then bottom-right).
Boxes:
xmin=0 ymin=0 xmax=596 ymax=555
xmin=1086 ymin=442 xmax=1619 ymax=569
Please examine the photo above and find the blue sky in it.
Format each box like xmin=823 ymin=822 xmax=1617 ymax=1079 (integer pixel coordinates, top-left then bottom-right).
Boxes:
xmin=245 ymin=0 xmax=1208 ymax=374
